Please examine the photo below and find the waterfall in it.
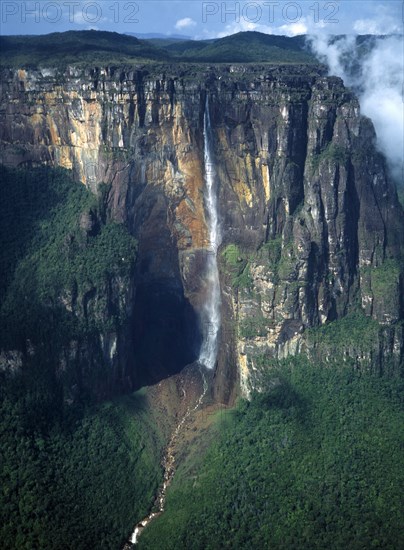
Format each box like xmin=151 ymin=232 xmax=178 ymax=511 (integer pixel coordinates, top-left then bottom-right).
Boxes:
xmin=124 ymin=97 xmax=219 ymax=548
xmin=198 ymin=96 xmax=222 ymax=370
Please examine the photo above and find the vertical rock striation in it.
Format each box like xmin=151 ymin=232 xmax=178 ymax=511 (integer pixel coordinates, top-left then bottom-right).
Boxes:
xmin=0 ymin=64 xmax=402 ymax=399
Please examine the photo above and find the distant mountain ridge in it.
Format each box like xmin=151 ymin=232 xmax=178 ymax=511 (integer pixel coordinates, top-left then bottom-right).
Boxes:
xmin=0 ymin=30 xmax=169 ymax=67
xmin=0 ymin=29 xmax=317 ymax=67
xmin=125 ymin=32 xmax=192 ymax=40
xmin=164 ymin=31 xmax=315 ymax=63
xmin=1 ymin=29 xmax=400 ymax=68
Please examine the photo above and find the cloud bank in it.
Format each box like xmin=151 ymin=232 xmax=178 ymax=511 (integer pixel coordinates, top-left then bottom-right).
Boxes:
xmin=308 ymin=34 xmax=404 ymax=186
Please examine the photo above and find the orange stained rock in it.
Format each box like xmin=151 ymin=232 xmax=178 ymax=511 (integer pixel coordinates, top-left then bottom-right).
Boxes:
xmin=176 ymin=154 xmax=208 ymax=249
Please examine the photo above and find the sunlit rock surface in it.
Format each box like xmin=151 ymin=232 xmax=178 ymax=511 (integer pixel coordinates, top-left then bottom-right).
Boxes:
xmin=1 ymin=64 xmax=403 ymax=399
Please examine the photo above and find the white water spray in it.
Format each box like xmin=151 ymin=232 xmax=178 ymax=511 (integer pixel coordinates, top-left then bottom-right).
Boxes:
xmin=198 ymin=96 xmax=222 ymax=370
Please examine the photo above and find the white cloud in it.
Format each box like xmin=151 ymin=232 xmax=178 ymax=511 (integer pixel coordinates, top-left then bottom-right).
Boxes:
xmin=309 ymin=34 xmax=404 ymax=185
xmin=277 ymin=20 xmax=308 ymax=37
xmin=353 ymin=2 xmax=402 ymax=35
xmin=66 ymin=5 xmax=108 ymax=26
xmin=307 ymin=34 xmax=357 ymax=78
xmin=353 ymin=17 xmax=401 ymax=35
xmin=175 ymin=17 xmax=197 ymax=30
xmin=72 ymin=11 xmax=86 ymax=25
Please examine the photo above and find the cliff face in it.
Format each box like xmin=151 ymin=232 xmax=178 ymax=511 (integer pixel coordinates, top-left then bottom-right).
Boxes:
xmin=1 ymin=64 xmax=403 ymax=400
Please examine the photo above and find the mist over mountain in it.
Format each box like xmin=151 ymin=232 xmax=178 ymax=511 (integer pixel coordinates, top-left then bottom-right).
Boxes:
xmin=308 ymin=34 xmax=404 ymax=187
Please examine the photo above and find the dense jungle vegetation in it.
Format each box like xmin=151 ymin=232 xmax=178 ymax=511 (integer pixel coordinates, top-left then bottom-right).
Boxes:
xmin=140 ymin=358 xmax=404 ymax=550
xmin=0 ymin=165 xmax=162 ymax=549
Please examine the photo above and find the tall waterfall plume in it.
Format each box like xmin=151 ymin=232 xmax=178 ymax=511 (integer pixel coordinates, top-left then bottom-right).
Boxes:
xmin=198 ymin=97 xmax=222 ymax=370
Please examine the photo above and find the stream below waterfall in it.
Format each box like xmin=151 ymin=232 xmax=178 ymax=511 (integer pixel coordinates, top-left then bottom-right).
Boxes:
xmin=124 ymin=368 xmax=208 ymax=547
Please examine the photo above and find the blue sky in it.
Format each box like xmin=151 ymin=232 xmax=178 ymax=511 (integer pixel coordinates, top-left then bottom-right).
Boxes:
xmin=0 ymin=1 xmax=403 ymax=38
